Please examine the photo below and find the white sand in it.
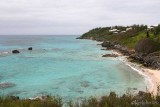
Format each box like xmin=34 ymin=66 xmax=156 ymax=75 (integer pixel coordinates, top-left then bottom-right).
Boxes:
xmin=111 ymin=50 xmax=160 ymax=95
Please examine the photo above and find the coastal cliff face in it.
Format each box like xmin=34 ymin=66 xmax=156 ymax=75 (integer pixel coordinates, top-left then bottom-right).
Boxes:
xmin=78 ymin=25 xmax=160 ymax=69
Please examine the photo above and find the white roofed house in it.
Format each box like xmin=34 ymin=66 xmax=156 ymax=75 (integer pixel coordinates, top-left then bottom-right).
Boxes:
xmin=120 ymin=31 xmax=126 ymax=33
xmin=126 ymin=27 xmax=132 ymax=31
xmin=147 ymin=25 xmax=158 ymax=32
xmin=109 ymin=29 xmax=121 ymax=34
xmin=109 ymin=29 xmax=118 ymax=32
xmin=113 ymin=32 xmax=118 ymax=34
xmin=147 ymin=26 xmax=154 ymax=31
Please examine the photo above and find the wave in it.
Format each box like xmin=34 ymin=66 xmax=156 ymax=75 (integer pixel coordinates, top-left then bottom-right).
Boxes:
xmin=0 ymin=51 xmax=11 ymax=56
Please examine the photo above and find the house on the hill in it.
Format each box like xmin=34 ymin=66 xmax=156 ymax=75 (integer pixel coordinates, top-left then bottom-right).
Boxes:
xmin=126 ymin=27 xmax=132 ymax=31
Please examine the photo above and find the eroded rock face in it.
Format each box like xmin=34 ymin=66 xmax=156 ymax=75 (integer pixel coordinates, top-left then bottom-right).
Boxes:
xmin=12 ymin=50 xmax=20 ymax=54
xmin=0 ymin=82 xmax=15 ymax=89
xmin=101 ymin=41 xmax=114 ymax=48
xmin=130 ymin=51 xmax=160 ymax=69
xmin=143 ymin=51 xmax=160 ymax=69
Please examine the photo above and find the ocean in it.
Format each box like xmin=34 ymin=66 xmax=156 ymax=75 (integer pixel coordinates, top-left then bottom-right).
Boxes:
xmin=0 ymin=35 xmax=147 ymax=100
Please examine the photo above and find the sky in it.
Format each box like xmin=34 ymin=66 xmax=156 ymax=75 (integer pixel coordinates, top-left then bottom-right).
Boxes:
xmin=0 ymin=0 xmax=160 ymax=35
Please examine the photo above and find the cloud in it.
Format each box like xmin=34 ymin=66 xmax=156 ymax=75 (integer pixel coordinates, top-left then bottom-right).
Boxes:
xmin=0 ymin=0 xmax=159 ymax=35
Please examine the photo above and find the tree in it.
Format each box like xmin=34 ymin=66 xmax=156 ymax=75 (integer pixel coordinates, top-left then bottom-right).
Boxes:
xmin=146 ymin=31 xmax=149 ymax=38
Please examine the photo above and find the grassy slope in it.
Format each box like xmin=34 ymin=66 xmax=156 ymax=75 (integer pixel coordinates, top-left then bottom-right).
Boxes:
xmin=81 ymin=27 xmax=160 ymax=50
xmin=121 ymin=31 xmax=146 ymax=49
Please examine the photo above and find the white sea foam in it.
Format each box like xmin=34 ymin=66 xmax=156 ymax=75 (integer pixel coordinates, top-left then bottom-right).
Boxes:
xmin=0 ymin=51 xmax=11 ymax=56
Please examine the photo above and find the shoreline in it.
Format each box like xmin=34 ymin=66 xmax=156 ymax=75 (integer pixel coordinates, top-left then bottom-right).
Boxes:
xmin=111 ymin=49 xmax=160 ymax=95
xmin=79 ymin=38 xmax=160 ymax=96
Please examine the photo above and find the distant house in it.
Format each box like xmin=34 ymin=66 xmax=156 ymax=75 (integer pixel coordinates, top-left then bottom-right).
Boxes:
xmin=120 ymin=31 xmax=126 ymax=33
xmin=147 ymin=25 xmax=158 ymax=30
xmin=113 ymin=32 xmax=118 ymax=34
xmin=126 ymin=27 xmax=132 ymax=31
xmin=109 ymin=29 xmax=118 ymax=32
xmin=147 ymin=26 xmax=154 ymax=30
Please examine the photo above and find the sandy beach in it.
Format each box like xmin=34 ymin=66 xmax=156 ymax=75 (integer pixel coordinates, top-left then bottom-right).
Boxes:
xmin=112 ymin=50 xmax=160 ymax=95
xmin=142 ymin=68 xmax=160 ymax=95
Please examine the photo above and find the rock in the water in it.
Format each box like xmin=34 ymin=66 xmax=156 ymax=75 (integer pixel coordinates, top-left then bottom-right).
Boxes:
xmin=0 ymin=82 xmax=15 ymax=89
xmin=28 ymin=47 xmax=32 ymax=50
xmin=102 ymin=54 xmax=118 ymax=57
xmin=12 ymin=50 xmax=20 ymax=54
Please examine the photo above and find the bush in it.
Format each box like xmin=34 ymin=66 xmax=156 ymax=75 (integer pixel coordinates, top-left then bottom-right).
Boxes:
xmin=135 ymin=38 xmax=160 ymax=54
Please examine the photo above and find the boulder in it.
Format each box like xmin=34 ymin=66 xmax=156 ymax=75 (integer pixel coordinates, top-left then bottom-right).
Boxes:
xmin=28 ymin=47 xmax=32 ymax=50
xmin=102 ymin=54 xmax=118 ymax=57
xmin=12 ymin=50 xmax=20 ymax=54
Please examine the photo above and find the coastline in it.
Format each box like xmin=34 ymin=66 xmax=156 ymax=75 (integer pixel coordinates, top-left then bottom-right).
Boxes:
xmin=111 ymin=49 xmax=160 ymax=95
xmin=86 ymin=38 xmax=160 ymax=95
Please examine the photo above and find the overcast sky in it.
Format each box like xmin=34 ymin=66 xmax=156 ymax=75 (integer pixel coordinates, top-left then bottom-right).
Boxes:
xmin=0 ymin=0 xmax=160 ymax=35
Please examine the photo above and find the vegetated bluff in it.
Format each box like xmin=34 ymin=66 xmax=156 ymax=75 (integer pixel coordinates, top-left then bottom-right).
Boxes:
xmin=78 ymin=24 xmax=160 ymax=69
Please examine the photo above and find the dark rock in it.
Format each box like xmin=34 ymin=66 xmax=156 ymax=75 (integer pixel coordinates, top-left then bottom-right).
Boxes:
xmin=143 ymin=51 xmax=160 ymax=69
xmin=12 ymin=50 xmax=20 ymax=54
xmin=101 ymin=49 xmax=107 ymax=50
xmin=101 ymin=41 xmax=114 ymax=49
xmin=0 ymin=82 xmax=15 ymax=89
xmin=76 ymin=37 xmax=81 ymax=39
xmin=28 ymin=47 xmax=32 ymax=50
xmin=102 ymin=54 xmax=118 ymax=57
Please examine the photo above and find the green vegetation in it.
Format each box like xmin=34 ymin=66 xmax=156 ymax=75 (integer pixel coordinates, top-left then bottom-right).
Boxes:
xmin=135 ymin=38 xmax=160 ymax=54
xmin=1 ymin=91 xmax=160 ymax=107
xmin=80 ymin=24 xmax=160 ymax=50
xmin=0 ymin=96 xmax=62 ymax=107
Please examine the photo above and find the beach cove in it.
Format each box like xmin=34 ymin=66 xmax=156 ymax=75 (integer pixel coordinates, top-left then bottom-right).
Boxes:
xmin=0 ymin=35 xmax=148 ymax=100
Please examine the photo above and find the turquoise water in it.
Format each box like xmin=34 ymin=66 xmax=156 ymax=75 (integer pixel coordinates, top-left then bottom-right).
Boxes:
xmin=0 ymin=35 xmax=146 ymax=100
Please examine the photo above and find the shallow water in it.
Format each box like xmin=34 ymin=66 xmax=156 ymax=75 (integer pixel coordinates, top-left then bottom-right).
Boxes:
xmin=0 ymin=35 xmax=147 ymax=100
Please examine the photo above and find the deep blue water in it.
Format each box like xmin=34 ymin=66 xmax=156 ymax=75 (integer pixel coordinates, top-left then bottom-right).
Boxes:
xmin=0 ymin=35 xmax=147 ymax=100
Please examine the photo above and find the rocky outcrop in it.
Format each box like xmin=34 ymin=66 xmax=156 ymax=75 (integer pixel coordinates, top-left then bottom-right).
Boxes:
xmin=129 ymin=51 xmax=160 ymax=69
xmin=143 ymin=51 xmax=160 ymax=69
xmin=102 ymin=54 xmax=118 ymax=57
xmin=101 ymin=41 xmax=115 ymax=49
xmin=12 ymin=50 xmax=20 ymax=54
xmin=78 ymin=35 xmax=160 ymax=69
xmin=28 ymin=47 xmax=32 ymax=50
xmin=101 ymin=41 xmax=134 ymax=56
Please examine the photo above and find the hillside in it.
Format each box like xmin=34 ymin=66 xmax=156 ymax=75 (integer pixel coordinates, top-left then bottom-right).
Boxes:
xmin=79 ymin=25 xmax=160 ymax=49
xmin=78 ymin=24 xmax=160 ymax=69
